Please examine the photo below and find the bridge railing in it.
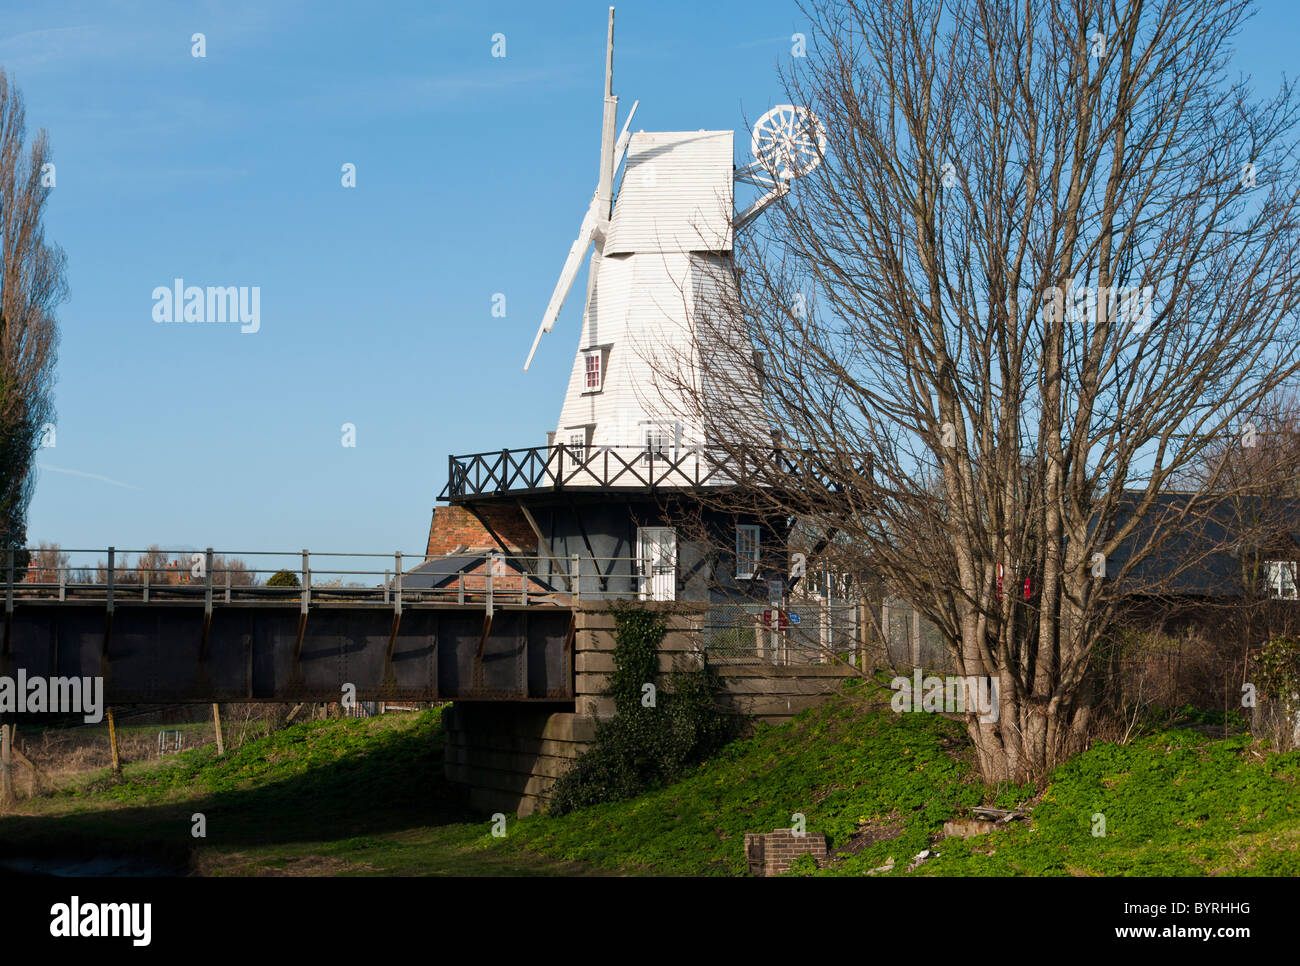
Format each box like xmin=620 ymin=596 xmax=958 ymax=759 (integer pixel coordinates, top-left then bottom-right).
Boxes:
xmin=0 ymin=547 xmax=666 ymax=610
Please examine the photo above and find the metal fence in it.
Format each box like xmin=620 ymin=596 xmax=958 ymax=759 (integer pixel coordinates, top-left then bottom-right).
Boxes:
xmin=0 ymin=547 xmax=678 ymax=611
xmin=701 ymin=596 xmax=862 ymax=666
xmin=881 ymin=596 xmax=955 ymax=672
xmin=156 ymin=730 xmax=183 ymax=756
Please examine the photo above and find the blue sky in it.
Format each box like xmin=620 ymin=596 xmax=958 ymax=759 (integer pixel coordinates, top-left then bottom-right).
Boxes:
xmin=4 ymin=0 xmax=1296 ymax=568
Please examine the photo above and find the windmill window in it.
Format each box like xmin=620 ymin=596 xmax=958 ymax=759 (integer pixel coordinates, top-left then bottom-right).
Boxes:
xmin=643 ymin=425 xmax=674 ymax=461
xmin=736 ymin=525 xmax=760 ymax=580
xmin=567 ymin=430 xmax=588 ymax=463
xmin=583 ymin=351 xmax=603 ymax=392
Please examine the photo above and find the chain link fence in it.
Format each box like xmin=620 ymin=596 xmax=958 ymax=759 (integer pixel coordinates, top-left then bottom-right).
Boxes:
xmin=701 ymin=597 xmax=863 ymax=666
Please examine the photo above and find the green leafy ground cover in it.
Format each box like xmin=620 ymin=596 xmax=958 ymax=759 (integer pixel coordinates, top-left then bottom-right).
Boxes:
xmin=1 ymin=692 xmax=1296 ymax=876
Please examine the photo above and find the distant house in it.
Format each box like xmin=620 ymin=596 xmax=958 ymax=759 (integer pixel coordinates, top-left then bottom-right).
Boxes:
xmin=1105 ymin=493 xmax=1300 ymax=600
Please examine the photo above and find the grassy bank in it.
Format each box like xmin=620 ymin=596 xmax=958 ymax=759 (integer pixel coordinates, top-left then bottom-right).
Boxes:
xmin=0 ymin=709 xmax=586 ymax=875
xmin=486 ymin=693 xmax=1300 ymax=876
xmin=1 ymin=695 xmax=1297 ymax=876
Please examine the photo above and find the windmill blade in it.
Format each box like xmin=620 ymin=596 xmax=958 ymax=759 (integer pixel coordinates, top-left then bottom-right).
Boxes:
xmin=523 ymin=100 xmax=638 ymax=372
xmin=524 ymin=193 xmax=600 ymax=371
xmin=612 ymin=99 xmax=638 ymax=178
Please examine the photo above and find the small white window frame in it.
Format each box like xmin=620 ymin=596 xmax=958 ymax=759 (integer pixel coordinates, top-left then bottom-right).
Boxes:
xmin=736 ymin=524 xmax=760 ymax=580
xmin=583 ymin=350 xmax=603 ymax=392
xmin=1266 ymin=560 xmax=1298 ymax=599
xmin=567 ymin=430 xmax=588 ymax=464
xmin=644 ymin=426 xmax=670 ymax=461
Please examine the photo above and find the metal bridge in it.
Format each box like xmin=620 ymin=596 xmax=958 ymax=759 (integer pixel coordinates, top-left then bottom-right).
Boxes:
xmin=0 ymin=548 xmax=596 ymax=705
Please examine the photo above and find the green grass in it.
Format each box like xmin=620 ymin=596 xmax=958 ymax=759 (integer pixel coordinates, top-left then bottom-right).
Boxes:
xmin=922 ymin=730 xmax=1300 ymax=876
xmin=3 ymin=694 xmax=1297 ymax=876
xmin=0 ymin=709 xmax=586 ymax=875
xmin=488 ymin=695 xmax=982 ymax=875
xmin=483 ymin=692 xmax=1300 ymax=877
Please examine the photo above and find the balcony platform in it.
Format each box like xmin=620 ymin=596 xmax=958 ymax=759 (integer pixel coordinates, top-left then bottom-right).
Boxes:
xmin=441 ymin=443 xmax=859 ymax=506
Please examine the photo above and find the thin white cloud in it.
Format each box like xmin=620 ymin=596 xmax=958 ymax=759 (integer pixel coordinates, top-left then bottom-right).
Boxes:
xmin=37 ymin=462 xmax=141 ymax=490
xmin=0 ymin=25 xmax=103 ymax=71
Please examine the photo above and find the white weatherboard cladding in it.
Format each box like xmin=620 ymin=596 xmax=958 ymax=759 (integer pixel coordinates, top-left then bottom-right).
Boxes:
xmin=554 ymin=251 xmax=768 ymax=465
xmin=692 ymin=254 xmax=770 ymax=450
xmin=604 ymin=131 xmax=734 ymax=255
xmin=555 ymin=250 xmax=700 ymax=449
xmin=549 ymin=128 xmax=769 ymax=484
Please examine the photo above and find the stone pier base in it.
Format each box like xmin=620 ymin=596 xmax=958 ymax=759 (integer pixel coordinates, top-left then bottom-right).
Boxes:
xmin=443 ymin=602 xmax=862 ymax=816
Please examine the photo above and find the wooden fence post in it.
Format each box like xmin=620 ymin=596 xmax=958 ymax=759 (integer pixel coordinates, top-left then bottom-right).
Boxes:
xmin=0 ymin=724 xmax=12 ymax=805
xmin=212 ymin=703 xmax=225 ymax=756
xmin=107 ymin=708 xmax=121 ymax=775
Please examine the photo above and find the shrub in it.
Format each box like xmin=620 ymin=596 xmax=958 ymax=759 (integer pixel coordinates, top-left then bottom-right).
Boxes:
xmin=1253 ymin=636 xmax=1300 ymax=750
xmin=1255 ymin=636 xmax=1300 ymax=704
xmin=266 ymin=569 xmax=301 ymax=588
xmin=548 ymin=604 xmax=738 ymax=814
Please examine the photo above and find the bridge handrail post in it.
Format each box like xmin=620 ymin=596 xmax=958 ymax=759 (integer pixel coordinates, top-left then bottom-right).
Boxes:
xmin=59 ymin=570 xmax=66 ymax=602
xmin=5 ymin=548 xmax=12 ymax=615
xmin=384 ymin=570 xmax=391 ymax=605
xmin=204 ymin=548 xmax=214 ymax=618
xmin=224 ymin=567 xmax=231 ymax=603
xmin=394 ymin=552 xmax=403 ymax=616
xmin=107 ymin=546 xmax=115 ymax=615
xmin=301 ymin=549 xmax=310 ymax=615
xmin=143 ymin=570 xmax=150 ymax=603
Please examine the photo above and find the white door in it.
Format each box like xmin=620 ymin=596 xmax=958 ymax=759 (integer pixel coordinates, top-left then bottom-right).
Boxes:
xmin=637 ymin=527 xmax=677 ymax=601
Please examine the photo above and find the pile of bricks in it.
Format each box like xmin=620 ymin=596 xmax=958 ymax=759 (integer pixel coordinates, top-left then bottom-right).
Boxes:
xmin=744 ymin=828 xmax=829 ymax=876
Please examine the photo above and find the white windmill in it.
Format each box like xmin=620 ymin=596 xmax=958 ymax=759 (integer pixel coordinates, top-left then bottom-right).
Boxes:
xmin=523 ymin=7 xmax=827 ymax=483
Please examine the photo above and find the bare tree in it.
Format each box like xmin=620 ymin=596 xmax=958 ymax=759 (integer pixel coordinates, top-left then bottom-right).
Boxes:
xmin=0 ymin=69 xmax=65 ymax=554
xmin=212 ymin=554 xmax=256 ymax=586
xmin=93 ymin=551 xmax=135 ymax=584
xmin=655 ymin=0 xmax=1300 ymax=782
xmin=136 ymin=544 xmax=172 ymax=585
xmin=28 ymin=540 xmax=68 ymax=582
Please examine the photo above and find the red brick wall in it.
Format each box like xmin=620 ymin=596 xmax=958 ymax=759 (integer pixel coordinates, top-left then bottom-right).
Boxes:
xmin=425 ymin=505 xmax=537 ymax=557
xmin=744 ymin=828 xmax=829 ymax=876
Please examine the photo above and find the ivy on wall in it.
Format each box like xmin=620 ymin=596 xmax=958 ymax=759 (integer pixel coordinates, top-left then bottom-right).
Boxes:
xmin=548 ymin=604 xmax=738 ymax=815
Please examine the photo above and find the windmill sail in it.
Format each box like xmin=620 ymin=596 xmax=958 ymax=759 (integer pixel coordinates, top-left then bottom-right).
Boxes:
xmin=551 ymin=129 xmax=770 ymax=472
xmin=524 ymin=100 xmax=637 ymax=371
xmin=528 ymin=14 xmax=826 ymax=483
